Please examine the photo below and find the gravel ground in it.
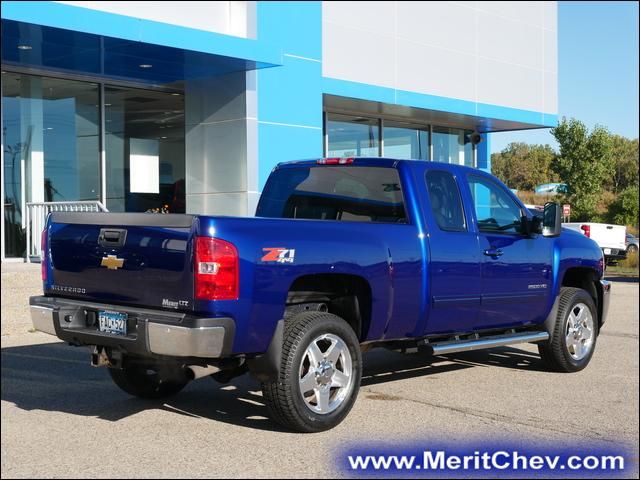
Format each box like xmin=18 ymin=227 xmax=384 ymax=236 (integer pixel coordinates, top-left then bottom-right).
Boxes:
xmin=1 ymin=263 xmax=42 ymax=336
xmin=1 ymin=264 xmax=638 ymax=478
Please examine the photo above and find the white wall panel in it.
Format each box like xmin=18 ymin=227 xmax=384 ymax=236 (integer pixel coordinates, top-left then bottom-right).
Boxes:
xmin=323 ymin=21 xmax=396 ymax=88
xmin=323 ymin=1 xmax=558 ymax=114
xmin=477 ymin=11 xmax=543 ymax=71
xmin=323 ymin=1 xmax=395 ymax=33
xmin=396 ymin=1 xmax=476 ymax=54
xmin=477 ymin=57 xmax=543 ymax=112
xmin=56 ymin=1 xmax=252 ymax=38
xmin=396 ymin=39 xmax=476 ymax=103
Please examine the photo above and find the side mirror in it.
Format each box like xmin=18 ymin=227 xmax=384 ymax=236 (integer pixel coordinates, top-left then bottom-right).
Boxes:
xmin=542 ymin=202 xmax=562 ymax=237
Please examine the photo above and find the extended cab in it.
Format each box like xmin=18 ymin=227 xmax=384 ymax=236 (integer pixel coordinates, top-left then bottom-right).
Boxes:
xmin=30 ymin=158 xmax=611 ymax=432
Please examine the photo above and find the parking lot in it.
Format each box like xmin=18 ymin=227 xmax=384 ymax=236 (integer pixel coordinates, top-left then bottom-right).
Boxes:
xmin=1 ymin=264 xmax=638 ymax=478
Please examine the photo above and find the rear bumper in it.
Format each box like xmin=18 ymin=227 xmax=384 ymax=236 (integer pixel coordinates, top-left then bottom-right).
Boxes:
xmin=29 ymin=296 xmax=235 ymax=359
xmin=602 ymin=248 xmax=626 ymax=262
xmin=599 ymin=279 xmax=611 ymax=327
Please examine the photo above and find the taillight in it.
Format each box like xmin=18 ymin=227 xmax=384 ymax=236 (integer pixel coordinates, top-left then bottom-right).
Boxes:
xmin=317 ymin=157 xmax=354 ymax=165
xmin=194 ymin=237 xmax=238 ymax=300
xmin=41 ymin=228 xmax=47 ymax=281
xmin=581 ymin=225 xmax=591 ymax=238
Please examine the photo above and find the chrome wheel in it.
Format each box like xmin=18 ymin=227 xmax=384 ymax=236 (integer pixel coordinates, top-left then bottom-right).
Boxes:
xmin=565 ymin=303 xmax=594 ymax=361
xmin=299 ymin=333 xmax=354 ymax=415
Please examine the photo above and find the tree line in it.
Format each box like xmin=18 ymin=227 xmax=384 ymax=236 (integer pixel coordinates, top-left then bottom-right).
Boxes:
xmin=492 ymin=118 xmax=639 ymax=229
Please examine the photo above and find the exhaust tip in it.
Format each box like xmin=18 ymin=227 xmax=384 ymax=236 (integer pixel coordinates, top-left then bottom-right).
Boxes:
xmin=186 ymin=365 xmax=220 ymax=380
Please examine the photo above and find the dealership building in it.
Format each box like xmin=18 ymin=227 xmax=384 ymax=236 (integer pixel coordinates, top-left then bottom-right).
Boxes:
xmin=1 ymin=1 xmax=557 ymax=260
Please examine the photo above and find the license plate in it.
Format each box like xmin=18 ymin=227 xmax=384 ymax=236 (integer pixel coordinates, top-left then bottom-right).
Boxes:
xmin=604 ymin=248 xmax=611 ymax=255
xmin=98 ymin=310 xmax=128 ymax=336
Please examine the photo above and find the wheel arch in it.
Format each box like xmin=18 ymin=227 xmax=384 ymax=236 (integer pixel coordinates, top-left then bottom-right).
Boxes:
xmin=560 ymin=267 xmax=604 ymax=328
xmin=286 ymin=273 xmax=373 ymax=341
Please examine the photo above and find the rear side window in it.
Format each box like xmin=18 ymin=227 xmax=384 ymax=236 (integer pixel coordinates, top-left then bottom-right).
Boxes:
xmin=256 ymin=166 xmax=407 ymax=223
xmin=425 ymin=170 xmax=466 ymax=232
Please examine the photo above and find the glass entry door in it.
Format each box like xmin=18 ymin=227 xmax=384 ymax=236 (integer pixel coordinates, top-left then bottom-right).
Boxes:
xmin=2 ymin=72 xmax=99 ymax=258
xmin=104 ymin=86 xmax=185 ymax=213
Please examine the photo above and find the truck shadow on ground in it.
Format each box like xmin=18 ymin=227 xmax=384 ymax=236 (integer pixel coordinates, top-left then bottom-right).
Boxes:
xmin=605 ymin=275 xmax=639 ymax=283
xmin=2 ymin=340 xmax=547 ymax=432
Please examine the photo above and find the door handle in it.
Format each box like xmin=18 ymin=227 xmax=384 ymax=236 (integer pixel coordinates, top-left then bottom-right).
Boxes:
xmin=484 ymin=248 xmax=504 ymax=258
xmin=99 ymin=228 xmax=127 ymax=248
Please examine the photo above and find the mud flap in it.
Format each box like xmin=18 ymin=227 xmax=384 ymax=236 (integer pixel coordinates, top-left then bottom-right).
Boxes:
xmin=543 ymin=294 xmax=561 ymax=342
xmin=246 ymin=320 xmax=283 ymax=382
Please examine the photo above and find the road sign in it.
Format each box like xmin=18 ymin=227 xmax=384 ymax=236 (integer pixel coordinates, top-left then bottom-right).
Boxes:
xmin=563 ymin=204 xmax=571 ymax=217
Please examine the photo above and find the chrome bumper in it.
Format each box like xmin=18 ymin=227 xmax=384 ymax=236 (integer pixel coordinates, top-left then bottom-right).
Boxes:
xmin=146 ymin=323 xmax=226 ymax=357
xmin=30 ymin=305 xmax=58 ymax=336
xmin=600 ymin=279 xmax=611 ymax=326
xmin=29 ymin=298 xmax=234 ymax=359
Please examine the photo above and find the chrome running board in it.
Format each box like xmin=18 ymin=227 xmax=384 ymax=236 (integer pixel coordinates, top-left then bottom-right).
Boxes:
xmin=424 ymin=331 xmax=549 ymax=356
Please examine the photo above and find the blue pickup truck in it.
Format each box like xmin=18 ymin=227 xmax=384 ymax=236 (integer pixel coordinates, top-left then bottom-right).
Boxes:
xmin=30 ymin=158 xmax=610 ymax=432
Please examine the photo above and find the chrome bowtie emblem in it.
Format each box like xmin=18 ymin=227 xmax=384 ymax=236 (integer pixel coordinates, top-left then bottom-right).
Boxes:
xmin=101 ymin=255 xmax=124 ymax=270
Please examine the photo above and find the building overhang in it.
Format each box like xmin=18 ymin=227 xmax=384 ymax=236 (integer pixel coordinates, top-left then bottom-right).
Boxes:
xmin=1 ymin=2 xmax=280 ymax=85
xmin=323 ymin=78 xmax=557 ymax=134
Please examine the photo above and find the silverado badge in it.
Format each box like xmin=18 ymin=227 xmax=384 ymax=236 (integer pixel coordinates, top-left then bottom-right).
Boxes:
xmin=101 ymin=255 xmax=125 ymax=270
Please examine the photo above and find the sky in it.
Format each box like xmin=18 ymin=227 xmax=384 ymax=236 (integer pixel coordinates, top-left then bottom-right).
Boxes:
xmin=490 ymin=1 xmax=639 ymax=153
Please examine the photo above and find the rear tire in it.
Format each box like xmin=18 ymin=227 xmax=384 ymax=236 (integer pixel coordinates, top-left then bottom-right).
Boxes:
xmin=627 ymin=244 xmax=638 ymax=254
xmin=538 ymin=287 xmax=598 ymax=372
xmin=261 ymin=312 xmax=362 ymax=433
xmin=109 ymin=358 xmax=189 ymax=399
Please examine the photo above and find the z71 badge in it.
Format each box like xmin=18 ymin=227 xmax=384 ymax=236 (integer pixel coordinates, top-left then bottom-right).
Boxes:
xmin=261 ymin=248 xmax=296 ymax=264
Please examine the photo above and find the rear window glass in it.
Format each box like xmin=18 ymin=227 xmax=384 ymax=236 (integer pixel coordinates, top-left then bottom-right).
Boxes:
xmin=256 ymin=166 xmax=407 ymax=223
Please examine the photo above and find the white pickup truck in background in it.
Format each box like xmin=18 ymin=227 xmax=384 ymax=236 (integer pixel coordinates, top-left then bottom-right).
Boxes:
xmin=563 ymin=222 xmax=627 ymax=263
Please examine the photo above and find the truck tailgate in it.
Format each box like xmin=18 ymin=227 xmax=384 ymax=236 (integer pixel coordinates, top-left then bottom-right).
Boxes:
xmin=589 ymin=223 xmax=626 ymax=250
xmin=563 ymin=222 xmax=626 ymax=250
xmin=45 ymin=212 xmax=195 ymax=312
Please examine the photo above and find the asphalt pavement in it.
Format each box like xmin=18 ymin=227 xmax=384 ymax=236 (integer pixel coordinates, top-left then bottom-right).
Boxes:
xmin=1 ymin=264 xmax=638 ymax=478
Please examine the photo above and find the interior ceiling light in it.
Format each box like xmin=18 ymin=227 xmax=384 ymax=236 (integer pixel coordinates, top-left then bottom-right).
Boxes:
xmin=17 ymin=45 xmax=32 ymax=50
xmin=139 ymin=64 xmax=153 ymax=68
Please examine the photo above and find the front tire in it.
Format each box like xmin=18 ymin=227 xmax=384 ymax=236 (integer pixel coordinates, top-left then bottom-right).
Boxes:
xmin=261 ymin=312 xmax=362 ymax=433
xmin=109 ymin=358 xmax=189 ymax=399
xmin=538 ymin=287 xmax=598 ymax=372
xmin=627 ymin=244 xmax=638 ymax=254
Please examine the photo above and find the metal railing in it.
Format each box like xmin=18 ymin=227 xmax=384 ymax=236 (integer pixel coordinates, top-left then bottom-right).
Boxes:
xmin=26 ymin=201 xmax=108 ymax=261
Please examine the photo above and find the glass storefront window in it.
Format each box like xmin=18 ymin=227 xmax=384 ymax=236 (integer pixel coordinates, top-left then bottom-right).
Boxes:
xmin=2 ymin=72 xmax=99 ymax=257
xmin=325 ymin=113 xmax=474 ymax=167
xmin=432 ymin=127 xmax=474 ymax=167
xmin=105 ymin=86 xmax=185 ymax=213
xmin=326 ymin=114 xmax=379 ymax=157
xmin=383 ymin=123 xmax=429 ymax=160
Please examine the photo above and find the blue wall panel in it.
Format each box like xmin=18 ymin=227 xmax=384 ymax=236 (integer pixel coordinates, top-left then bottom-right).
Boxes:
xmin=256 ymin=1 xmax=323 ymax=188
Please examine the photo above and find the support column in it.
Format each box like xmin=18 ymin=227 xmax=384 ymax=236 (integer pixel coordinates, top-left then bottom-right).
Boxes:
xmin=476 ymin=133 xmax=492 ymax=173
xmin=256 ymin=1 xmax=323 ymax=190
xmin=185 ymin=72 xmax=253 ymax=216
xmin=20 ymin=76 xmax=45 ymax=208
